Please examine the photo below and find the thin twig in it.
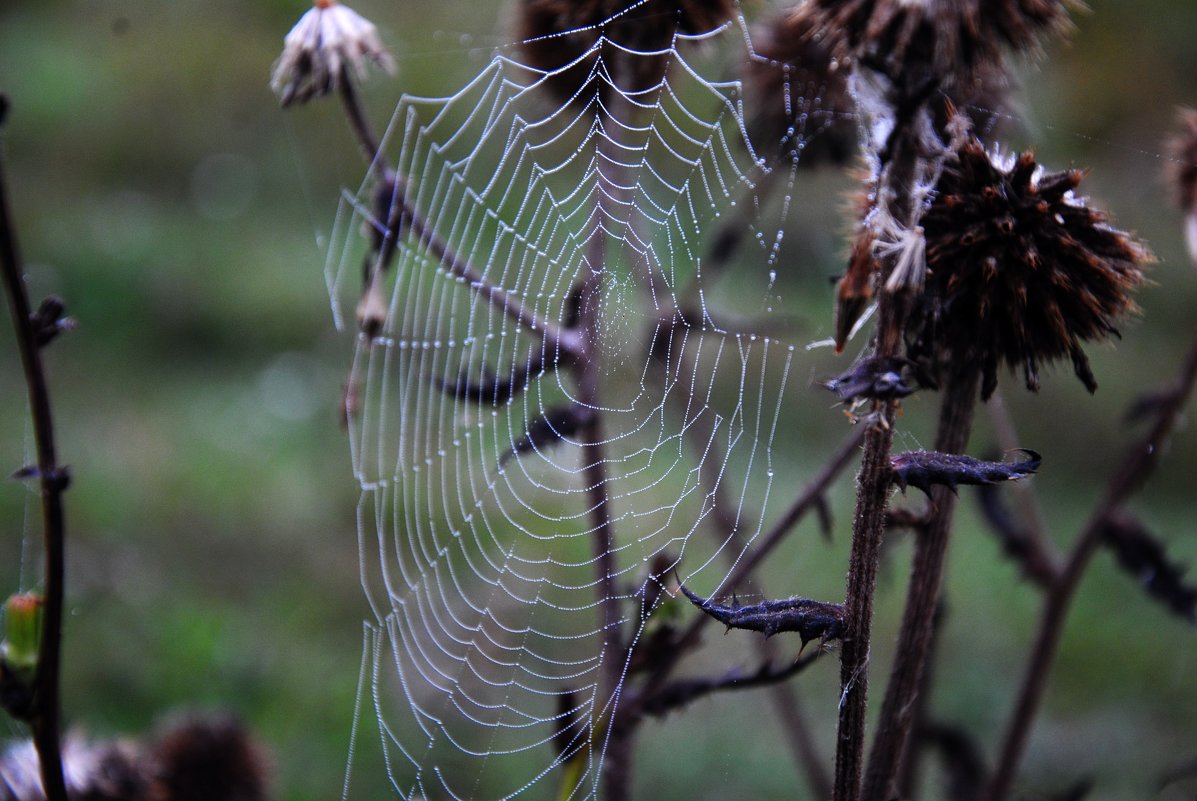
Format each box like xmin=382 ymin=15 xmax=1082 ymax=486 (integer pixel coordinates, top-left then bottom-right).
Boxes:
xmin=638 ymin=648 xmax=823 ymax=718
xmin=0 ymin=100 xmax=70 ymax=801
xmin=336 ymin=78 xmax=582 ymax=358
xmin=983 ymin=330 xmax=1197 ymax=801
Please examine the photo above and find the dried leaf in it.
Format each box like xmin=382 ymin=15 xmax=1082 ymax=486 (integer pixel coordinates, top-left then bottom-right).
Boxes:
xmin=679 ymin=584 xmax=844 ymax=644
xmin=891 ymin=449 xmax=1041 ymax=496
xmin=500 ymin=404 xmax=593 ymax=465
xmin=1100 ymin=512 xmax=1197 ymax=623
xmin=976 ymin=484 xmax=1057 ymax=587
xmin=822 ymin=355 xmax=933 ymax=405
xmin=918 ymin=721 xmax=987 ymax=801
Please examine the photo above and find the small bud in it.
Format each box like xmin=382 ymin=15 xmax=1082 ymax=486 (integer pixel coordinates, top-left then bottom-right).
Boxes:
xmin=271 ymin=0 xmax=396 ymax=108
xmin=3 ymin=593 xmax=43 ymax=677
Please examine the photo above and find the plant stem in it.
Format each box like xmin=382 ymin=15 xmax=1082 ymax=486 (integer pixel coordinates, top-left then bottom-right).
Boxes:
xmin=832 ymin=400 xmax=896 ymax=801
xmin=862 ymin=366 xmax=979 ymax=801
xmin=983 ymin=332 xmax=1197 ymax=801
xmin=335 ymin=79 xmax=582 ymax=358
xmin=0 ymin=107 xmax=69 ymax=801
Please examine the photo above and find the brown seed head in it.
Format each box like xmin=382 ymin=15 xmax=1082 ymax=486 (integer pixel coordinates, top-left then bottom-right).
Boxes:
xmin=744 ymin=7 xmax=856 ymax=168
xmin=804 ymin=0 xmax=1073 ymax=89
xmin=516 ymin=0 xmax=734 ymax=103
xmin=148 ymin=716 xmax=271 ymax=801
xmin=910 ymin=133 xmax=1151 ymax=399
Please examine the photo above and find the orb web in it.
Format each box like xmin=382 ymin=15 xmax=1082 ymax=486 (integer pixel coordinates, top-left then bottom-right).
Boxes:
xmin=322 ymin=6 xmax=851 ymax=799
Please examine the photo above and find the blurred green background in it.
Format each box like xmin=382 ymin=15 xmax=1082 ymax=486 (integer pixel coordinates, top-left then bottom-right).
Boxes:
xmin=1 ymin=1 xmax=1197 ymax=800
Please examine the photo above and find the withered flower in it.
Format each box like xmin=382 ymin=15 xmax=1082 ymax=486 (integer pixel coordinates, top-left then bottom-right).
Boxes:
xmin=910 ymin=133 xmax=1150 ymax=399
xmin=516 ymin=0 xmax=734 ymax=104
xmin=1165 ymin=107 xmax=1197 ymax=266
xmin=271 ymin=0 xmax=396 ymax=108
xmin=743 ymin=7 xmax=856 ymax=168
xmin=804 ymin=0 xmax=1072 ymax=90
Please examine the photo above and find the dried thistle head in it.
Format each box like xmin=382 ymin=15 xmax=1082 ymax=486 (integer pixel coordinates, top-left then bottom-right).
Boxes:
xmin=516 ymin=0 xmax=734 ymax=104
xmin=148 ymin=716 xmax=271 ymax=801
xmin=1165 ymin=107 xmax=1197 ymax=265
xmin=743 ymin=7 xmax=856 ymax=168
xmin=804 ymin=0 xmax=1073 ymax=90
xmin=909 ymin=132 xmax=1151 ymax=399
xmin=271 ymin=0 xmax=396 ymax=108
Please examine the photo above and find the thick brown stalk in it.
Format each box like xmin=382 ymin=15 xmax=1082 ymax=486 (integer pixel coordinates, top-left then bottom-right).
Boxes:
xmin=831 ymin=75 xmax=935 ymax=801
xmin=0 ymin=105 xmax=69 ymax=801
xmin=863 ymin=367 xmax=980 ymax=801
xmin=983 ymin=332 xmax=1197 ymax=801
xmin=832 ymin=403 xmax=896 ymax=801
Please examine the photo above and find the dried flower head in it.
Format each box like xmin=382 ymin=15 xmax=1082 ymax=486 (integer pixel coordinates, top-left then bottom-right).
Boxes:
xmin=804 ymin=0 xmax=1072 ymax=89
xmin=148 ymin=716 xmax=271 ymax=801
xmin=910 ymin=132 xmax=1151 ymax=399
xmin=744 ymin=8 xmax=856 ymax=168
xmin=271 ymin=0 xmax=396 ymax=108
xmin=1165 ymin=107 xmax=1197 ymax=265
xmin=517 ymin=0 xmax=734 ymax=104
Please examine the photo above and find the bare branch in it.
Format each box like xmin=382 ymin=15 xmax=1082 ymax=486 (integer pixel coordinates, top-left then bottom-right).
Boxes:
xmin=0 ymin=98 xmax=70 ymax=801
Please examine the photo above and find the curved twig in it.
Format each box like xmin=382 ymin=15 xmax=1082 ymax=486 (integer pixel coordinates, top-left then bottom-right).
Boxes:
xmin=0 ymin=99 xmax=70 ymax=801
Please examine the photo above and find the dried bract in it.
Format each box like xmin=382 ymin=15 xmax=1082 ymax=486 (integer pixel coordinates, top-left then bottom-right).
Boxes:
xmin=517 ymin=0 xmax=734 ymax=104
xmin=679 ymin=584 xmax=845 ymax=645
xmin=890 ymin=449 xmax=1040 ymax=496
xmin=804 ymin=0 xmax=1073 ymax=88
xmin=911 ymin=134 xmax=1150 ymax=399
xmin=822 ymin=355 xmax=933 ymax=404
xmin=271 ymin=0 xmax=396 ymax=108
xmin=744 ymin=7 xmax=855 ymax=168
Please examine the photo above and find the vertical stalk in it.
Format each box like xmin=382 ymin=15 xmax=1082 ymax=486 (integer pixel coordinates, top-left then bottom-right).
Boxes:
xmin=0 ymin=107 xmax=70 ymax=801
xmin=862 ymin=366 xmax=979 ymax=800
xmin=832 ymin=83 xmax=935 ymax=801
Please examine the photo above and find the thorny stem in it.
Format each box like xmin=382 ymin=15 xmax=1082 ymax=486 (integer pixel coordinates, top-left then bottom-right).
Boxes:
xmin=863 ymin=366 xmax=980 ymax=801
xmin=984 ymin=331 xmax=1197 ymax=801
xmin=832 ymin=77 xmax=936 ymax=801
xmin=0 ymin=102 xmax=70 ymax=801
xmin=832 ymin=402 xmax=896 ymax=801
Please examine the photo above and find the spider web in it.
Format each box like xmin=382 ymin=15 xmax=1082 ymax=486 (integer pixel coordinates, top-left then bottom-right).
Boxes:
xmin=323 ymin=5 xmax=850 ymax=799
